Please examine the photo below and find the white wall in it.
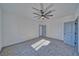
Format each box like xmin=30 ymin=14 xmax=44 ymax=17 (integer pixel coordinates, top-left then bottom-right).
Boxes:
xmin=2 ymin=8 xmax=38 ymax=46
xmin=0 ymin=8 xmax=2 ymax=50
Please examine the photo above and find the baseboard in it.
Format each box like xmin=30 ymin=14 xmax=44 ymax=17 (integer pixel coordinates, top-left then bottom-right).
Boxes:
xmin=45 ymin=36 xmax=64 ymax=42
xmin=0 ymin=37 xmax=39 ymax=52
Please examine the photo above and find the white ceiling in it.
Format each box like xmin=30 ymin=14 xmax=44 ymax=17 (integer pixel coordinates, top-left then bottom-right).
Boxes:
xmin=0 ymin=3 xmax=79 ymax=19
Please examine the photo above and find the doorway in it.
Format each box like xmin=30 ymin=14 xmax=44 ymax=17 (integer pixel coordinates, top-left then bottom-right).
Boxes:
xmin=39 ymin=24 xmax=46 ymax=37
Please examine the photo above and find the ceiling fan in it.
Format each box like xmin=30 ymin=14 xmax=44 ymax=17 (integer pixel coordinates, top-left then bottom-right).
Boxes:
xmin=32 ymin=3 xmax=55 ymax=20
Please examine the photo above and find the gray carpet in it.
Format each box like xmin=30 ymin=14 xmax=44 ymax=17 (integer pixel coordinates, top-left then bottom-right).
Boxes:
xmin=0 ymin=37 xmax=76 ymax=56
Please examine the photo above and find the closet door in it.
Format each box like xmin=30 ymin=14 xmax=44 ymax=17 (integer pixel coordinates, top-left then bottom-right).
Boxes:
xmin=64 ymin=21 xmax=75 ymax=46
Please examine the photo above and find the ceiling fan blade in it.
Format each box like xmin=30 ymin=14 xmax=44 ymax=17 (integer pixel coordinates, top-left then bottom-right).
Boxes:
xmin=40 ymin=3 xmax=44 ymax=10
xmin=44 ymin=9 xmax=55 ymax=14
xmin=44 ymin=16 xmax=49 ymax=19
xmin=44 ymin=10 xmax=52 ymax=15
xmin=33 ymin=13 xmax=41 ymax=16
xmin=45 ymin=4 xmax=54 ymax=12
xmin=34 ymin=16 xmax=41 ymax=20
xmin=38 ymin=16 xmax=42 ymax=19
xmin=32 ymin=7 xmax=40 ymax=11
xmin=44 ymin=10 xmax=55 ymax=15
xmin=46 ymin=15 xmax=53 ymax=16
xmin=34 ymin=16 xmax=41 ymax=19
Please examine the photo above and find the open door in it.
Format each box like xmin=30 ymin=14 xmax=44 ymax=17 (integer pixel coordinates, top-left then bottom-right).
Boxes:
xmin=64 ymin=21 xmax=75 ymax=46
xmin=39 ymin=24 xmax=46 ymax=37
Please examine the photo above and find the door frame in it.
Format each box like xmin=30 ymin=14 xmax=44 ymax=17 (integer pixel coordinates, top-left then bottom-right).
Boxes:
xmin=0 ymin=19 xmax=1 ymax=51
